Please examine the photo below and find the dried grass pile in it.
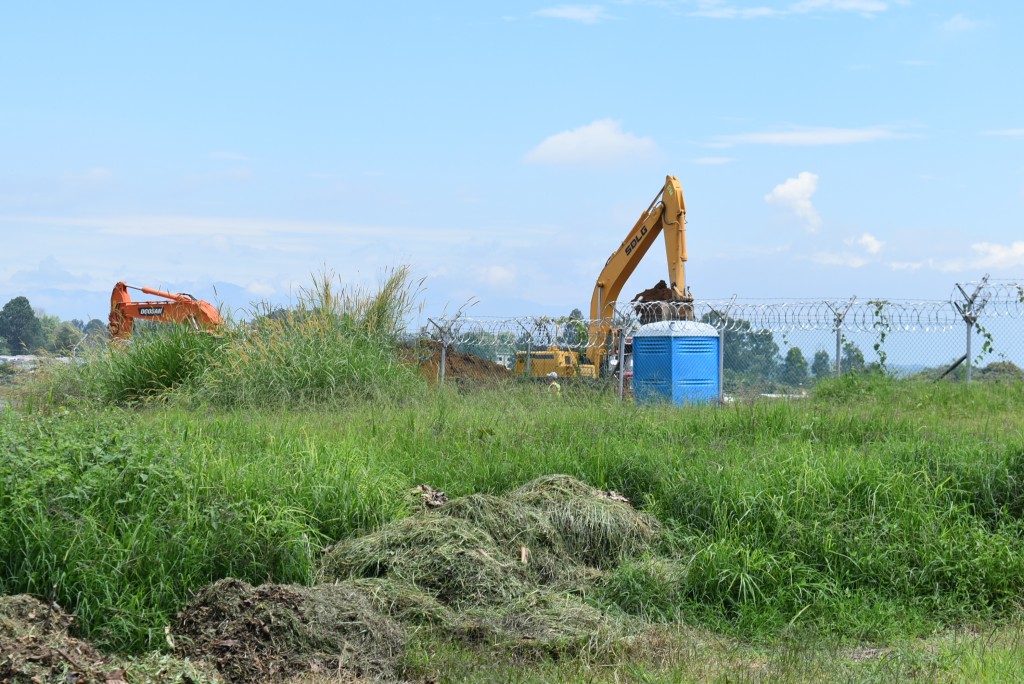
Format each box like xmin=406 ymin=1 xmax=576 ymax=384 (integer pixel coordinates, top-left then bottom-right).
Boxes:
xmin=317 ymin=475 xmax=660 ymax=655
xmin=173 ymin=579 xmax=403 ymax=683
xmin=1 ymin=594 xmax=217 ymax=684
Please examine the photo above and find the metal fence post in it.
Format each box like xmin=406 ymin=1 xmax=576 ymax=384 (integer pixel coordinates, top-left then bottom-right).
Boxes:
xmin=954 ymin=275 xmax=990 ymax=383
xmin=827 ymin=298 xmax=855 ymax=377
xmin=705 ymin=296 xmax=735 ymax=403
xmin=616 ymin=325 xmax=627 ymax=401
xmin=427 ymin=317 xmax=460 ymax=386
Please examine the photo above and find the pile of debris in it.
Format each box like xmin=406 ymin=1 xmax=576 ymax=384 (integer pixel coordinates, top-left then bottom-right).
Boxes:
xmin=411 ymin=340 xmax=513 ymax=383
xmin=631 ymin=281 xmax=694 ymax=324
xmin=2 ymin=476 xmax=659 ymax=684
xmin=0 ymin=594 xmax=216 ymax=684
xmin=171 ymin=475 xmax=657 ymax=682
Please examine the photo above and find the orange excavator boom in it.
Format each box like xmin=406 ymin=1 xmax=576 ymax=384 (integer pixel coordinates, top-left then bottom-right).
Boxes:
xmin=109 ymin=281 xmax=223 ymax=340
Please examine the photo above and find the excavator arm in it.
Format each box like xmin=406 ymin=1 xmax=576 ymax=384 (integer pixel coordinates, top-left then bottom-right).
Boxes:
xmin=109 ymin=281 xmax=223 ymax=340
xmin=587 ymin=175 xmax=692 ymax=369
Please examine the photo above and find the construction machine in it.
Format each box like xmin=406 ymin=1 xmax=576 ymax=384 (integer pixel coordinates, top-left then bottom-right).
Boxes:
xmin=514 ymin=346 xmax=596 ymax=378
xmin=587 ymin=175 xmax=694 ymax=372
xmin=108 ymin=281 xmax=223 ymax=340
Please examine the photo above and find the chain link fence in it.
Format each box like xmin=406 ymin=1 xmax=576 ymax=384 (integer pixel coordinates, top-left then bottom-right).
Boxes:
xmin=418 ymin=277 xmax=1024 ymax=399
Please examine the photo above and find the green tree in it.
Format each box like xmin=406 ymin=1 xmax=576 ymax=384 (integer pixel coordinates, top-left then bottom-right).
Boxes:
xmin=780 ymin=347 xmax=809 ymax=386
xmin=811 ymin=350 xmax=832 ymax=379
xmin=49 ymin=322 xmax=83 ymax=354
xmin=841 ymin=341 xmax=866 ymax=374
xmin=562 ymin=308 xmax=588 ymax=349
xmin=702 ymin=313 xmax=780 ymax=381
xmin=82 ymin=318 xmax=109 ymax=346
xmin=0 ymin=296 xmax=44 ymax=354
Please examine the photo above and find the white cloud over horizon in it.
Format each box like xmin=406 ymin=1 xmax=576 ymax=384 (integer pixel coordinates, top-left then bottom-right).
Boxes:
xmin=691 ymin=0 xmax=893 ymax=20
xmin=969 ymin=241 xmax=1024 ymax=270
xmin=716 ymin=126 xmax=900 ymax=146
xmin=765 ymin=172 xmax=822 ymax=231
xmin=524 ymin=119 xmax=657 ymax=166
xmin=941 ymin=14 xmax=978 ymax=33
xmin=534 ymin=5 xmax=611 ymax=24
xmin=846 ymin=232 xmax=884 ymax=254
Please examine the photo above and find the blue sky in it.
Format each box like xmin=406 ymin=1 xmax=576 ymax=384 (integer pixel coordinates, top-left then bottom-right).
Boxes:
xmin=1 ymin=1 xmax=1021 ymax=323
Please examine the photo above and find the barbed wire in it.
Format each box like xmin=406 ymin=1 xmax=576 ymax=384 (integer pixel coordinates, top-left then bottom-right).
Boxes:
xmin=419 ymin=280 xmax=1024 ymax=349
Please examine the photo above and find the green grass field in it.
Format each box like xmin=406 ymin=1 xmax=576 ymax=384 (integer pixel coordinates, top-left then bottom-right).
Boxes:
xmin=2 ymin=273 xmax=1023 ymax=682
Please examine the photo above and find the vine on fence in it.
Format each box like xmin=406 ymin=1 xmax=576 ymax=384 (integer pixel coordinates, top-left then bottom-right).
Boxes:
xmin=868 ymin=299 xmax=891 ymax=372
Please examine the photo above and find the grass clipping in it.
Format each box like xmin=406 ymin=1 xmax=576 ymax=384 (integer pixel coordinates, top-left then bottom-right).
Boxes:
xmin=319 ymin=475 xmax=660 ymax=654
xmin=173 ymin=475 xmax=659 ymax=682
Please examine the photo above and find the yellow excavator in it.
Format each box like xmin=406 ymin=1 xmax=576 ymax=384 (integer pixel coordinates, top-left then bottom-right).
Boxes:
xmin=587 ymin=175 xmax=694 ymax=372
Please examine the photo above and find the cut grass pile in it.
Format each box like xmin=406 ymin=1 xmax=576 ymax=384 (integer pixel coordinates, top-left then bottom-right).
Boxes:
xmin=169 ymin=475 xmax=651 ymax=682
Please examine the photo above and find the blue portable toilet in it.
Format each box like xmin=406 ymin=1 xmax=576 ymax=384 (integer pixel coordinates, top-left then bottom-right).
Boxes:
xmin=632 ymin=321 xmax=720 ymax=405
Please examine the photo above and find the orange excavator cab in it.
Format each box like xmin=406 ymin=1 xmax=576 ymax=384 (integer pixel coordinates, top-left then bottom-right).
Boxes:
xmin=108 ymin=281 xmax=223 ymax=340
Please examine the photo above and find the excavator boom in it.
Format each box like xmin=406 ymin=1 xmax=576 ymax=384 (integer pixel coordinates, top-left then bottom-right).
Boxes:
xmin=587 ymin=175 xmax=692 ymax=370
xmin=109 ymin=281 xmax=222 ymax=340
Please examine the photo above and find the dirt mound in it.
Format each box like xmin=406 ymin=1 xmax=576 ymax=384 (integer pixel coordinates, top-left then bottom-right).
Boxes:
xmin=0 ymin=594 xmax=108 ymax=683
xmin=0 ymin=594 xmax=217 ymax=683
xmin=632 ymin=280 xmax=678 ymax=303
xmin=412 ymin=341 xmax=513 ymax=383
xmin=173 ymin=579 xmax=403 ymax=684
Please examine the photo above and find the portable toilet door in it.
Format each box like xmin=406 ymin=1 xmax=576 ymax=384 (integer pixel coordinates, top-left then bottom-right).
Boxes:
xmin=632 ymin=320 xmax=720 ymax=405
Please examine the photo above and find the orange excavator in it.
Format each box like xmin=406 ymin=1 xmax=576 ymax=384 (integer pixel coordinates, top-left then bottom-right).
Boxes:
xmin=108 ymin=281 xmax=223 ymax=340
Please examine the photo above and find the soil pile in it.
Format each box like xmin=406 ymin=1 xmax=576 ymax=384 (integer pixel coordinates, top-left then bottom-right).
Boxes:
xmin=0 ymin=594 xmax=110 ymax=683
xmin=0 ymin=595 xmax=217 ymax=684
xmin=631 ymin=280 xmax=678 ymax=303
xmin=413 ymin=341 xmax=513 ymax=383
xmin=173 ymin=579 xmax=402 ymax=684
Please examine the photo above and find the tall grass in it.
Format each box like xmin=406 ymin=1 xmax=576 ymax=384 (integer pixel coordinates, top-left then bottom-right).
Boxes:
xmin=40 ymin=323 xmax=224 ymax=405
xmin=191 ymin=267 xmax=424 ymax=407
xmin=35 ymin=267 xmax=425 ymax=409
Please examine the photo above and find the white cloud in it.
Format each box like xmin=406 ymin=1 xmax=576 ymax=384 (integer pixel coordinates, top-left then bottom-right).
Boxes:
xmin=474 ymin=265 xmax=517 ymax=287
xmin=524 ymin=119 xmax=656 ymax=166
xmin=717 ymin=126 xmax=899 ymax=146
xmin=789 ymin=0 xmax=888 ymax=15
xmin=691 ymin=0 xmax=891 ymax=19
xmin=941 ymin=14 xmax=978 ymax=33
xmin=846 ymin=232 xmax=884 ymax=254
xmin=969 ymin=241 xmax=1024 ymax=269
xmin=765 ymin=172 xmax=822 ymax=231
xmin=983 ymin=129 xmax=1024 ymax=137
xmin=693 ymin=156 xmax=735 ymax=165
xmin=889 ymin=261 xmax=922 ymax=271
xmin=246 ymin=282 xmax=276 ymax=297
xmin=811 ymin=252 xmax=868 ymax=268
xmin=534 ymin=5 xmax=611 ymax=24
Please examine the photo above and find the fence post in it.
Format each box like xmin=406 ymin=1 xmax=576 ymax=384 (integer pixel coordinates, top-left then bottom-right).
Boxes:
xmin=705 ymin=296 xmax=736 ymax=403
xmin=616 ymin=326 xmax=626 ymax=400
xmin=954 ymin=275 xmax=990 ymax=383
xmin=427 ymin=317 xmax=460 ymax=386
xmin=827 ymin=298 xmax=856 ymax=376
